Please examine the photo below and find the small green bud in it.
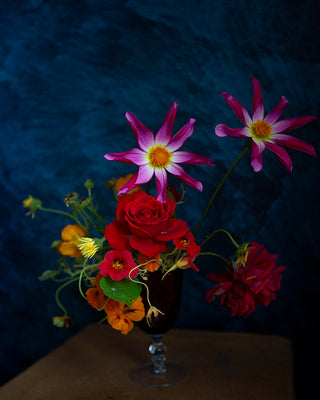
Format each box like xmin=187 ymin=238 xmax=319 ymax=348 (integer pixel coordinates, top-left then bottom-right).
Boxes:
xmin=84 ymin=179 xmax=94 ymax=189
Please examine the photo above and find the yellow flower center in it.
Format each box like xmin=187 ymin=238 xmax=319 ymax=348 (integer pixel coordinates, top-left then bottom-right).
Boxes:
xmin=180 ymin=239 xmax=189 ymax=248
xmin=149 ymin=145 xmax=172 ymax=168
xmin=251 ymin=120 xmax=272 ymax=140
xmin=112 ymin=260 xmax=124 ymax=270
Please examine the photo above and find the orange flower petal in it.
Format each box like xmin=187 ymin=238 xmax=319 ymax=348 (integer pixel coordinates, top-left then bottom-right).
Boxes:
xmin=61 ymin=224 xmax=86 ymax=241
xmin=107 ymin=312 xmax=134 ymax=335
xmin=86 ymin=287 xmax=108 ymax=309
xmin=137 ymin=253 xmax=160 ymax=272
xmin=126 ymin=296 xmax=145 ymax=321
xmin=57 ymin=241 xmax=82 ymax=258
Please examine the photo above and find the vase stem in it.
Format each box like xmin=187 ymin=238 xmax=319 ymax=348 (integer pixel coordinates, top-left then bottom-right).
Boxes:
xmin=149 ymin=335 xmax=167 ymax=374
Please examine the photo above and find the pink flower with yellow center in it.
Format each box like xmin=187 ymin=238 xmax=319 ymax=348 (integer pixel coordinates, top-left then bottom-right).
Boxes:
xmin=215 ymin=77 xmax=317 ymax=172
xmin=105 ymin=102 xmax=214 ymax=203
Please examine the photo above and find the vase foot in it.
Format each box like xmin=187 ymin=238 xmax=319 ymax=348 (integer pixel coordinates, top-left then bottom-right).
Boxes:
xmin=130 ymin=362 xmax=188 ymax=387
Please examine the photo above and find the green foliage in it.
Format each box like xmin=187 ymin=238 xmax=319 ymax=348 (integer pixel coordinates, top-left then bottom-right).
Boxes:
xmin=38 ymin=270 xmax=60 ymax=281
xmin=99 ymin=276 xmax=142 ymax=306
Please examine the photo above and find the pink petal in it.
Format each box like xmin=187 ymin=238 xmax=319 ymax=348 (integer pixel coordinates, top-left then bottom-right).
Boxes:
xmin=219 ymin=90 xmax=252 ymax=126
xmin=125 ymin=111 xmax=155 ymax=152
xmin=271 ymin=116 xmax=317 ymax=134
xmin=117 ymin=172 xmax=139 ymax=195
xmin=166 ymin=118 xmax=196 ymax=152
xmin=162 ymin=102 xmax=178 ymax=132
xmin=271 ymin=133 xmax=316 ymax=157
xmin=252 ymin=77 xmax=264 ymax=120
xmin=166 ymin=163 xmax=203 ymax=192
xmin=155 ymin=102 xmax=178 ymax=146
xmin=155 ymin=119 xmax=173 ymax=147
xmin=265 ymin=142 xmax=293 ymax=172
xmin=135 ymin=164 xmax=155 ymax=185
xmin=251 ymin=141 xmax=265 ymax=172
xmin=215 ymin=124 xmax=250 ymax=138
xmin=171 ymin=151 xmax=215 ymax=165
xmin=264 ymin=96 xmax=289 ymax=125
xmin=104 ymin=148 xmax=147 ymax=165
xmin=154 ymin=168 xmax=168 ymax=203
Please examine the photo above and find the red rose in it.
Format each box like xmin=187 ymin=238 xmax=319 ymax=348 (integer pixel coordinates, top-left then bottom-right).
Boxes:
xmin=105 ymin=191 xmax=189 ymax=256
xmin=205 ymin=242 xmax=286 ymax=318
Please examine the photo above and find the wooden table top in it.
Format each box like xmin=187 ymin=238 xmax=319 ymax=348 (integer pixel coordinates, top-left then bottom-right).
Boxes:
xmin=1 ymin=324 xmax=294 ymax=400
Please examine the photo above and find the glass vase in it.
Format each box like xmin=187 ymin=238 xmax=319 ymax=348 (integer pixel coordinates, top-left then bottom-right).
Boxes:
xmin=130 ymin=268 xmax=188 ymax=387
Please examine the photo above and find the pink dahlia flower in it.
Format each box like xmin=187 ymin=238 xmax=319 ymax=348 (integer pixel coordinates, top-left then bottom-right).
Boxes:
xmin=105 ymin=102 xmax=214 ymax=203
xmin=205 ymin=242 xmax=286 ymax=318
xmin=215 ymin=77 xmax=316 ymax=172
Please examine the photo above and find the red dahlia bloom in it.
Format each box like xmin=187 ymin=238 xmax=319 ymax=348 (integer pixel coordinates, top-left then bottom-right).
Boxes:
xmin=99 ymin=250 xmax=138 ymax=281
xmin=105 ymin=191 xmax=189 ymax=256
xmin=205 ymin=242 xmax=286 ymax=317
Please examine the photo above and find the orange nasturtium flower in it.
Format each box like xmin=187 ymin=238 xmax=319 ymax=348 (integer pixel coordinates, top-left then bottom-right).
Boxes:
xmin=57 ymin=224 xmax=87 ymax=258
xmin=86 ymin=272 xmax=108 ymax=309
xmin=137 ymin=253 xmax=160 ymax=272
xmin=104 ymin=297 xmax=145 ymax=335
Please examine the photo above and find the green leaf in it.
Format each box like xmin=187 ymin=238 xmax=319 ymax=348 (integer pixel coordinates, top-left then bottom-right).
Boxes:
xmin=38 ymin=270 xmax=60 ymax=281
xmin=99 ymin=276 xmax=142 ymax=306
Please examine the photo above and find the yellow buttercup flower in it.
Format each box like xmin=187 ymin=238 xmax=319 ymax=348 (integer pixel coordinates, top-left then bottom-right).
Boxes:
xmin=22 ymin=195 xmax=42 ymax=218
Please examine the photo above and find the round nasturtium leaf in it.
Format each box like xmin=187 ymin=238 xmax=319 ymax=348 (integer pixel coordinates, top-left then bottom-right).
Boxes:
xmin=99 ymin=276 xmax=142 ymax=306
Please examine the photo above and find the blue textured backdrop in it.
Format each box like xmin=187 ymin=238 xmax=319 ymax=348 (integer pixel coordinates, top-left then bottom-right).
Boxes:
xmin=0 ymin=1 xmax=319 ymax=397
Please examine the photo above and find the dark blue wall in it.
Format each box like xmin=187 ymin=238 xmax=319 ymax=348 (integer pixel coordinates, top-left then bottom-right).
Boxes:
xmin=1 ymin=1 xmax=319 ymax=398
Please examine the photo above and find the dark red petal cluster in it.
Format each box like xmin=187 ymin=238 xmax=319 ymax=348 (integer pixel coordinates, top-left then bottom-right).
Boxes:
xmin=205 ymin=242 xmax=286 ymax=318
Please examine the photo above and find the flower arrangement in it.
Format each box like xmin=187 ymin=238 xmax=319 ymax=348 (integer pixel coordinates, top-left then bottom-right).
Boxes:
xmin=23 ymin=78 xmax=316 ymax=335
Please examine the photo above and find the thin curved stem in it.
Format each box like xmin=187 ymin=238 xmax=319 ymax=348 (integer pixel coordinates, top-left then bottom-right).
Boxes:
xmin=200 ymin=228 xmax=240 ymax=249
xmin=39 ymin=207 xmax=87 ymax=230
xmin=197 ymin=251 xmax=231 ymax=266
xmin=193 ymin=140 xmax=251 ymax=237
xmin=54 ymin=277 xmax=79 ymax=315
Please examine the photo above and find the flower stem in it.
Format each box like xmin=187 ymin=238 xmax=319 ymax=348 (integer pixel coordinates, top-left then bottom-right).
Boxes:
xmin=40 ymin=207 xmax=86 ymax=230
xmin=88 ymin=204 xmax=108 ymax=227
xmin=197 ymin=251 xmax=231 ymax=266
xmin=193 ymin=139 xmax=251 ymax=237
xmin=55 ymin=277 xmax=79 ymax=315
xmin=200 ymin=228 xmax=240 ymax=249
